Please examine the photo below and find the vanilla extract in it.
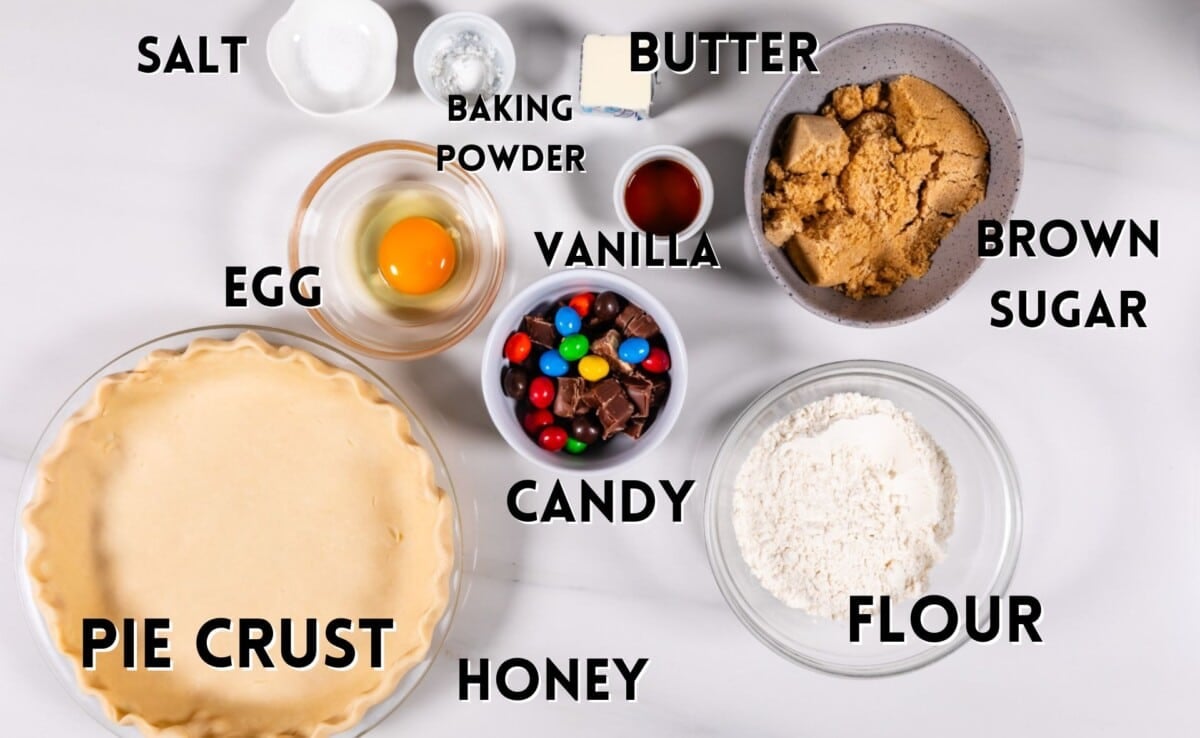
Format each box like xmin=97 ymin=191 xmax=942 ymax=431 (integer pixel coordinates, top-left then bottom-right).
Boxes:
xmin=535 ymin=231 xmax=720 ymax=268
xmin=448 ymin=93 xmax=574 ymax=122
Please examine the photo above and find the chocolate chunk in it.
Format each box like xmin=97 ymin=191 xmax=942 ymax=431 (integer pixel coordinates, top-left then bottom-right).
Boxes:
xmin=522 ymin=315 xmax=558 ymax=348
xmin=579 ymin=389 xmax=602 ymax=411
xmin=623 ymin=418 xmax=647 ymax=439
xmin=593 ymin=291 xmax=623 ymax=322
xmin=571 ymin=415 xmax=602 ymax=445
xmin=501 ymin=365 xmax=529 ymax=399
xmin=649 ymin=375 xmax=670 ymax=407
xmin=622 ymin=373 xmax=655 ymax=418
xmin=597 ymin=392 xmax=635 ymax=439
xmin=590 ymin=330 xmax=633 ymax=374
xmin=587 ymin=377 xmax=625 ymax=408
xmin=615 ymin=304 xmax=660 ymax=339
xmin=553 ymin=377 xmax=586 ymax=418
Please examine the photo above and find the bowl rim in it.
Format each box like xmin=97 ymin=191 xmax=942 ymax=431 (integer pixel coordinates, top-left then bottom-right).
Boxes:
xmin=12 ymin=323 xmax=464 ymax=735
xmin=612 ymin=144 xmax=715 ymax=243
xmin=742 ymin=22 xmax=1025 ymax=328
xmin=479 ymin=269 xmax=688 ymax=474
xmin=265 ymin=0 xmax=399 ymax=117
xmin=703 ymin=359 xmax=1023 ymax=677
xmin=288 ymin=140 xmax=507 ymax=360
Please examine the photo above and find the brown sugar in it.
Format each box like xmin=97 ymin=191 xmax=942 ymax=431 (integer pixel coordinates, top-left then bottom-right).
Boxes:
xmin=761 ymin=75 xmax=989 ymax=299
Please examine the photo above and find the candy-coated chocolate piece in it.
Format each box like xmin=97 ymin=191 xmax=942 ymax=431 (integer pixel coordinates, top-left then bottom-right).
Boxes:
xmin=564 ymin=437 xmax=588 ymax=454
xmin=593 ymin=291 xmax=622 ymax=322
xmin=558 ymin=334 xmax=589 ymax=362
xmin=641 ymin=346 xmax=671 ymax=373
xmin=568 ymin=292 xmax=595 ymax=317
xmin=570 ymin=416 xmax=602 ymax=445
xmin=502 ymin=365 xmax=529 ymax=398
xmin=504 ymin=331 xmax=532 ymax=363
xmin=529 ymin=376 xmax=555 ymax=409
xmin=617 ymin=337 xmax=650 ymax=363
xmin=539 ymin=350 xmax=569 ymax=377
xmin=522 ymin=408 xmax=554 ymax=435
xmin=554 ymin=306 xmax=582 ymax=336
xmin=577 ymin=355 xmax=609 ymax=382
xmin=538 ymin=425 xmax=568 ymax=451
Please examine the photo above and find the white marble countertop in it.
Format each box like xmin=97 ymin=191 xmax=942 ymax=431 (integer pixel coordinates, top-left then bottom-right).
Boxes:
xmin=2 ymin=0 xmax=1198 ymax=735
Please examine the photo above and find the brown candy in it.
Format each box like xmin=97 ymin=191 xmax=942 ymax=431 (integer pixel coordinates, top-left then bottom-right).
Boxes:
xmin=592 ymin=291 xmax=623 ymax=322
xmin=623 ymin=373 xmax=655 ymax=418
xmin=615 ymin=304 xmax=660 ymax=339
xmin=522 ymin=315 xmax=558 ymax=348
xmin=571 ymin=415 xmax=602 ymax=445
xmin=586 ymin=378 xmax=625 ymax=408
xmin=579 ymin=388 xmax=602 ymax=411
xmin=589 ymin=330 xmax=634 ymax=374
xmin=502 ymin=365 xmax=529 ymax=399
xmin=646 ymin=375 xmax=670 ymax=409
xmin=597 ymin=392 xmax=635 ymax=439
xmin=553 ymin=377 xmax=586 ymax=418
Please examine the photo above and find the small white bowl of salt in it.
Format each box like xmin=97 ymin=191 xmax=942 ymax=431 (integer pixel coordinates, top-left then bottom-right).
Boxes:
xmin=267 ymin=0 xmax=398 ymax=115
xmin=413 ymin=12 xmax=515 ymax=105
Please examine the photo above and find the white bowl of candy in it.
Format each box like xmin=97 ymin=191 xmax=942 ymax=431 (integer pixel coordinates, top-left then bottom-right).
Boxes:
xmin=481 ymin=270 xmax=687 ymax=474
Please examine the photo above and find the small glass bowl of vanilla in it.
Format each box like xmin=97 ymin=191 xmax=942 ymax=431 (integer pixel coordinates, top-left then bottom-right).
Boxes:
xmin=290 ymin=140 xmax=506 ymax=359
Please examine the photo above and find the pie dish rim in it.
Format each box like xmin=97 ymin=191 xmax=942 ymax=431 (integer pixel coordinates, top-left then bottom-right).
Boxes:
xmin=15 ymin=325 xmax=462 ymax=737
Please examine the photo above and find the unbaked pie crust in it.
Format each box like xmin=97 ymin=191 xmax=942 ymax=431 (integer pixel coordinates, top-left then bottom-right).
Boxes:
xmin=24 ymin=332 xmax=454 ymax=737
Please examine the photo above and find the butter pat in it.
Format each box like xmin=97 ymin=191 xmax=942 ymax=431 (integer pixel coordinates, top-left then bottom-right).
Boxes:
xmin=579 ymin=34 xmax=654 ymax=119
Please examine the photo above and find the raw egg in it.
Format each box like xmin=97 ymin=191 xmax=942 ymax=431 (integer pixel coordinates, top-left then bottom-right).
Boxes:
xmin=376 ymin=216 xmax=457 ymax=295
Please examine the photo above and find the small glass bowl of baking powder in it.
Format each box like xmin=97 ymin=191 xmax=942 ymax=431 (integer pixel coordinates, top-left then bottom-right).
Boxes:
xmin=413 ymin=12 xmax=515 ymax=104
xmin=704 ymin=360 xmax=1021 ymax=677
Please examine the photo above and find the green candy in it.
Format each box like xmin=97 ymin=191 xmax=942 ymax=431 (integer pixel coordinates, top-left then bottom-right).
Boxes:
xmin=565 ymin=437 xmax=588 ymax=454
xmin=558 ymin=334 xmax=589 ymax=362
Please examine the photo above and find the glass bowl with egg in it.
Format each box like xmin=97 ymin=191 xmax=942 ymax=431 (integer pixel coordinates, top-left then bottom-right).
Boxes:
xmin=704 ymin=360 xmax=1021 ymax=676
xmin=290 ymin=140 xmax=506 ymax=359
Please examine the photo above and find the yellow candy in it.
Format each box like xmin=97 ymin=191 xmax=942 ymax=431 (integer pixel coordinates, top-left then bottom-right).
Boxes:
xmin=578 ymin=355 xmax=610 ymax=382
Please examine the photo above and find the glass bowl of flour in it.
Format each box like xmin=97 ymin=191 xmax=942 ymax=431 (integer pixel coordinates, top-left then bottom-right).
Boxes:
xmin=704 ymin=360 xmax=1021 ymax=676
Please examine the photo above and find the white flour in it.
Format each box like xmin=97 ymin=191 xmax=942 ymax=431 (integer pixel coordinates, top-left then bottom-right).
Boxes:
xmin=732 ymin=392 xmax=956 ymax=618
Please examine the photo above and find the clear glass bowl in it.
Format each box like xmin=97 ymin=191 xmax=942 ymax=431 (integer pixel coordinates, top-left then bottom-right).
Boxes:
xmin=704 ymin=360 xmax=1021 ymax=677
xmin=289 ymin=141 xmax=506 ymax=359
xmin=13 ymin=325 xmax=463 ymax=736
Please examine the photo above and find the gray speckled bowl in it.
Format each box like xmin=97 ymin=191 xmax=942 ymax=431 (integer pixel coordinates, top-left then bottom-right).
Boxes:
xmin=744 ymin=24 xmax=1023 ymax=327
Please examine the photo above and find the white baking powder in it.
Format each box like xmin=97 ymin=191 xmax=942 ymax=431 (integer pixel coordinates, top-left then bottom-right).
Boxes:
xmin=732 ymin=392 xmax=956 ymax=618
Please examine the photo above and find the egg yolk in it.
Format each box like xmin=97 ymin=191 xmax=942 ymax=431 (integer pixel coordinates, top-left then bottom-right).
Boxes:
xmin=376 ymin=217 xmax=457 ymax=295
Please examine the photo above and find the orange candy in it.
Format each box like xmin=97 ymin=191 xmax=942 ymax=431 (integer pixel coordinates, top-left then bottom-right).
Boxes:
xmin=376 ymin=217 xmax=457 ymax=295
xmin=568 ymin=292 xmax=595 ymax=317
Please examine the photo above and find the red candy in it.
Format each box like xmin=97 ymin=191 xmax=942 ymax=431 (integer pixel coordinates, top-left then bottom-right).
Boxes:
xmin=522 ymin=409 xmax=554 ymax=435
xmin=538 ymin=425 xmax=568 ymax=452
xmin=528 ymin=376 xmax=555 ymax=409
xmin=504 ymin=332 xmax=532 ymax=363
xmin=568 ymin=292 xmax=595 ymax=318
xmin=642 ymin=347 xmax=671 ymax=373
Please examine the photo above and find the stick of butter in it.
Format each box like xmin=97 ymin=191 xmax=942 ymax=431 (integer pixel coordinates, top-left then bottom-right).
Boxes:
xmin=579 ymin=34 xmax=654 ymax=119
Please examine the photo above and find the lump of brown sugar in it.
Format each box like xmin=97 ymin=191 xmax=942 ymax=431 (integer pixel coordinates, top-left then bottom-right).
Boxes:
xmin=781 ymin=114 xmax=849 ymax=174
xmin=761 ymin=75 xmax=989 ymax=299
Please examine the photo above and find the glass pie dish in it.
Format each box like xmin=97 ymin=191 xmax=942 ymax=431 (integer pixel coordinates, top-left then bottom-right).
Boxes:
xmin=704 ymin=360 xmax=1021 ymax=677
xmin=13 ymin=325 xmax=463 ymax=736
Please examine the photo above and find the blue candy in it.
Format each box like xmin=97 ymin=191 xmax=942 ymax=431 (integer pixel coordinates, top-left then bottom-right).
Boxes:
xmin=618 ymin=337 xmax=651 ymax=363
xmin=539 ymin=350 xmax=569 ymax=377
xmin=554 ymin=306 xmax=582 ymax=336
